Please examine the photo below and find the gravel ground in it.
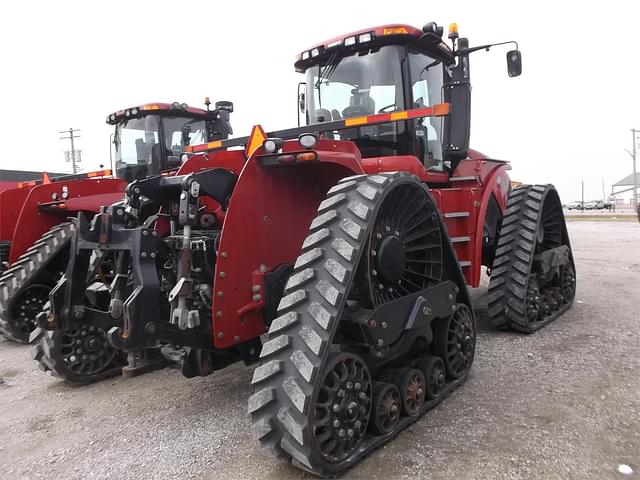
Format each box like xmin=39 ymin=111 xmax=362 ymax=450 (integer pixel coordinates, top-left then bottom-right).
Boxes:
xmin=0 ymin=221 xmax=638 ymax=480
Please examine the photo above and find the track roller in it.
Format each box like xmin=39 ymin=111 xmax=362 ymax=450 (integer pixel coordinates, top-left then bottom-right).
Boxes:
xmin=369 ymin=382 xmax=401 ymax=435
xmin=418 ymin=356 xmax=446 ymax=400
xmin=394 ymin=368 xmax=426 ymax=417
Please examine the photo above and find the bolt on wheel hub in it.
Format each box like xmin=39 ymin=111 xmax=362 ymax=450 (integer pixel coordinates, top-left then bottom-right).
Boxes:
xmin=312 ymin=353 xmax=371 ymax=463
xmin=375 ymin=234 xmax=406 ymax=283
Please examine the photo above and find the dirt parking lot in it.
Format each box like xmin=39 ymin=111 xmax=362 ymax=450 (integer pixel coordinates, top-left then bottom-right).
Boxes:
xmin=0 ymin=221 xmax=638 ymax=480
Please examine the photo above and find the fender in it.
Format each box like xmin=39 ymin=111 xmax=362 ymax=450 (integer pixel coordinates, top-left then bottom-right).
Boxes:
xmin=469 ymin=161 xmax=511 ymax=286
xmin=0 ymin=187 xmax=30 ymax=245
xmin=212 ymin=141 xmax=364 ymax=348
xmin=362 ymin=155 xmax=450 ymax=184
xmin=9 ymin=178 xmax=125 ymax=263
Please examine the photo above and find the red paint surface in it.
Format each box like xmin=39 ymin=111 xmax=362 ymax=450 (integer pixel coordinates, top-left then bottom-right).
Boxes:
xmin=199 ymin=138 xmax=512 ymax=345
xmin=7 ymin=178 xmax=125 ymax=263
xmin=211 ymin=140 xmax=363 ymax=348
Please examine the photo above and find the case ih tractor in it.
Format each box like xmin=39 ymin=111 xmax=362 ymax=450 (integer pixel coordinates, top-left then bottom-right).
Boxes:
xmin=0 ymin=100 xmax=233 ymax=355
xmin=37 ymin=22 xmax=575 ymax=475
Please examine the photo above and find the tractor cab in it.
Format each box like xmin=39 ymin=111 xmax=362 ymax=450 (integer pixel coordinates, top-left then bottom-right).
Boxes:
xmin=107 ymin=101 xmax=233 ymax=183
xmin=296 ymin=23 xmax=521 ymax=178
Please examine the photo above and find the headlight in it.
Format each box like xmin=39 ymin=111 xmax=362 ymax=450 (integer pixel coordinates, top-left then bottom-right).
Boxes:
xmin=344 ymin=36 xmax=356 ymax=46
xmin=298 ymin=133 xmax=317 ymax=149
xmin=263 ymin=138 xmax=283 ymax=154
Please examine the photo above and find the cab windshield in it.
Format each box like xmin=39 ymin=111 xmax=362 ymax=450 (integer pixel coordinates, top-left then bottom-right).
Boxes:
xmin=305 ymin=45 xmax=407 ymax=158
xmin=306 ymin=45 xmax=405 ymax=121
xmin=114 ymin=115 xmax=206 ymax=182
xmin=304 ymin=45 xmax=445 ymax=169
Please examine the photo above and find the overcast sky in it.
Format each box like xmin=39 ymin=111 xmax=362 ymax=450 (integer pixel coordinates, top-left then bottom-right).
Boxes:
xmin=1 ymin=0 xmax=638 ymax=202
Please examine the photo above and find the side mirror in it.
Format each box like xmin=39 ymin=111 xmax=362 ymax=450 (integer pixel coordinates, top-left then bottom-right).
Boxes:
xmin=215 ymin=100 xmax=234 ymax=113
xmin=297 ymin=82 xmax=306 ymax=127
xmin=182 ymin=126 xmax=192 ymax=146
xmin=507 ymin=50 xmax=522 ymax=77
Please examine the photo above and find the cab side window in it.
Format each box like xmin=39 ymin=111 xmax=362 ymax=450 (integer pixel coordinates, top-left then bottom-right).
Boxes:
xmin=408 ymin=51 xmax=444 ymax=171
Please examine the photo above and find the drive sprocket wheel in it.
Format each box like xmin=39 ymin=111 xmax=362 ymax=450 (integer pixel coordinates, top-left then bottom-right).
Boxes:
xmin=312 ymin=352 xmax=371 ymax=463
xmin=32 ymin=325 xmax=126 ymax=384
xmin=369 ymin=382 xmax=401 ymax=435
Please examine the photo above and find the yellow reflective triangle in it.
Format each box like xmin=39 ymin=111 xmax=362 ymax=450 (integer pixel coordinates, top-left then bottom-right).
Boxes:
xmin=245 ymin=124 xmax=267 ymax=158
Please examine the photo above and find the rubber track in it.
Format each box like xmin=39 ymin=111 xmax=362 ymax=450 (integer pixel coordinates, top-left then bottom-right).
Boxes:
xmin=487 ymin=184 xmax=573 ymax=332
xmin=0 ymin=222 xmax=75 ymax=343
xmin=248 ymin=172 xmax=465 ymax=476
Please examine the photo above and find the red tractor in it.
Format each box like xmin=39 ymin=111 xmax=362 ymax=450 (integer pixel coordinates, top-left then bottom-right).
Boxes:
xmin=38 ymin=22 xmax=575 ymax=475
xmin=0 ymin=100 xmax=233 ymax=352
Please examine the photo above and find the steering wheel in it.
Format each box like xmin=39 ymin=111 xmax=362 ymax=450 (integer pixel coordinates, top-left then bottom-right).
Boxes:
xmin=378 ymin=104 xmax=397 ymax=113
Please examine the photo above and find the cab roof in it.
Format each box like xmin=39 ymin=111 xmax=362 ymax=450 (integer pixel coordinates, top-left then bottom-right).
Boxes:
xmin=295 ymin=23 xmax=453 ymax=72
xmin=106 ymin=102 xmax=210 ymax=125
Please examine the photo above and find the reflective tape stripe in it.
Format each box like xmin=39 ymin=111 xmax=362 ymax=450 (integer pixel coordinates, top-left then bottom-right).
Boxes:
xmin=390 ymin=111 xmax=408 ymax=121
xmin=344 ymin=116 xmax=368 ymax=127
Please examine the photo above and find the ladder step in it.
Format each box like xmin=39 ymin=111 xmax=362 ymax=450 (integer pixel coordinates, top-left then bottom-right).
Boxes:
xmin=459 ymin=260 xmax=471 ymax=267
xmin=450 ymin=176 xmax=478 ymax=182
xmin=444 ymin=211 xmax=470 ymax=218
xmin=451 ymin=236 xmax=471 ymax=244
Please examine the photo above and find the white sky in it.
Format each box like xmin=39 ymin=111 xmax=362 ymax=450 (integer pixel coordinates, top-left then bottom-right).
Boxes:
xmin=1 ymin=0 xmax=638 ymax=202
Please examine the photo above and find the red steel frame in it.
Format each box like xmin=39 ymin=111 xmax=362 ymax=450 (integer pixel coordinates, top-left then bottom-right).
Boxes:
xmin=178 ymin=104 xmax=511 ymax=349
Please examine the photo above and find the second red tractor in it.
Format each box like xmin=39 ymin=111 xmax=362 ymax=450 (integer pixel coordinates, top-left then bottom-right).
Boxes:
xmin=0 ymin=100 xmax=233 ymax=379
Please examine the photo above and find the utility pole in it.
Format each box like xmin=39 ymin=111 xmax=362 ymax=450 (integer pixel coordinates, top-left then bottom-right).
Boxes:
xmin=59 ymin=128 xmax=81 ymax=174
xmin=632 ymin=128 xmax=638 ymax=209
xmin=581 ymin=180 xmax=584 ymax=211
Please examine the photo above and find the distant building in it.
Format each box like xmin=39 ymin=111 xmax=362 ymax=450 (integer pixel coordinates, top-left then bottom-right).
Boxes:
xmin=0 ymin=169 xmax=67 ymax=193
xmin=611 ymin=173 xmax=640 ymax=205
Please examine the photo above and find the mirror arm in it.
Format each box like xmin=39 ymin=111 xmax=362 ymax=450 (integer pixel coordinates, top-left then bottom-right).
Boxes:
xmin=456 ymin=40 xmax=519 ymax=56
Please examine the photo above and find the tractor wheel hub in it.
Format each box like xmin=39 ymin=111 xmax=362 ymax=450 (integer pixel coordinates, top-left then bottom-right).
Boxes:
xmin=376 ymin=235 xmax=405 ymax=283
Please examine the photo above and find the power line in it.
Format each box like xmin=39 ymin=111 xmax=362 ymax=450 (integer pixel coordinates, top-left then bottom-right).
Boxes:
xmin=59 ymin=128 xmax=81 ymax=174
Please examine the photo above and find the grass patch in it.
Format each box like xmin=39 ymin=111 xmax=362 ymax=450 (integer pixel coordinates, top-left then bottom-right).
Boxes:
xmin=565 ymin=215 xmax=638 ymax=222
